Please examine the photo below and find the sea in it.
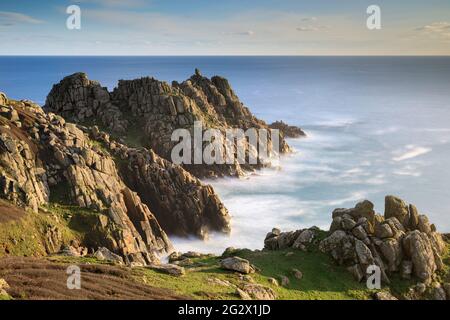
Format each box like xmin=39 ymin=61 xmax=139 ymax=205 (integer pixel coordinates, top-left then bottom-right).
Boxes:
xmin=1 ymin=56 xmax=449 ymax=254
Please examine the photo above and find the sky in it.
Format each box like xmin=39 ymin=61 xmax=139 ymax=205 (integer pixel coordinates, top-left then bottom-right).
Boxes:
xmin=0 ymin=0 xmax=450 ymax=55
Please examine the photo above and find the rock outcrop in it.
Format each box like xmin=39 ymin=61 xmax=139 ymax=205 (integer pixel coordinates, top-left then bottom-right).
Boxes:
xmin=0 ymin=96 xmax=173 ymax=264
xmin=269 ymin=121 xmax=306 ymax=138
xmin=45 ymin=71 xmax=292 ymax=178
xmin=265 ymin=196 xmax=446 ymax=288
xmin=88 ymin=126 xmax=230 ymax=238
xmin=320 ymin=196 xmax=446 ymax=285
xmin=0 ymin=85 xmax=234 ymax=262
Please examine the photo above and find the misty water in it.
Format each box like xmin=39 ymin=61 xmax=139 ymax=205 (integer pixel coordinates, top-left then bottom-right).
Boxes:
xmin=1 ymin=56 xmax=449 ymax=254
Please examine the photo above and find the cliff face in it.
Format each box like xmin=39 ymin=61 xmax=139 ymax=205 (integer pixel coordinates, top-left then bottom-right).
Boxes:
xmin=0 ymin=97 xmax=171 ymax=264
xmin=45 ymin=71 xmax=291 ymax=178
xmin=0 ymin=92 xmax=230 ymax=264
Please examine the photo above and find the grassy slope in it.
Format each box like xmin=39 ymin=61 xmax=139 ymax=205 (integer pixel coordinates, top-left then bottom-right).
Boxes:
xmin=136 ymin=249 xmax=373 ymax=300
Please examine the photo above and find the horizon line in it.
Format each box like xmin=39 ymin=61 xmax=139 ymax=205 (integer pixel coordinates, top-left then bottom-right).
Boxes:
xmin=1 ymin=54 xmax=450 ymax=57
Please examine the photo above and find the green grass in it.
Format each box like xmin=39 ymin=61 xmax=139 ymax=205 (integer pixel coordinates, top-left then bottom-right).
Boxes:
xmin=137 ymin=256 xmax=240 ymax=300
xmin=0 ymin=293 xmax=12 ymax=300
xmin=132 ymin=249 xmax=377 ymax=300
xmin=233 ymin=248 xmax=373 ymax=300
xmin=0 ymin=208 xmax=77 ymax=258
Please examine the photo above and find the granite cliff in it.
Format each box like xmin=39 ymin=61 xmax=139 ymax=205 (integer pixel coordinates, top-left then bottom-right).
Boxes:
xmin=44 ymin=70 xmax=292 ymax=178
xmin=0 ymin=91 xmax=230 ymax=265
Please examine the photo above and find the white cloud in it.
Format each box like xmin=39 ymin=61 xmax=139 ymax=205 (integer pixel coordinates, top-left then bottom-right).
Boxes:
xmin=296 ymin=26 xmax=326 ymax=32
xmin=392 ymin=145 xmax=432 ymax=162
xmin=416 ymin=22 xmax=450 ymax=38
xmin=223 ymin=30 xmax=255 ymax=36
xmin=301 ymin=17 xmax=317 ymax=22
xmin=0 ymin=11 xmax=43 ymax=26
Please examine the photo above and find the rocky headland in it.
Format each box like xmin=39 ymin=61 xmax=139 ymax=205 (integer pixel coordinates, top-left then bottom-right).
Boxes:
xmin=0 ymin=70 xmax=304 ymax=298
xmin=44 ymin=70 xmax=292 ymax=178
xmin=1 ymin=72 xmax=448 ymax=301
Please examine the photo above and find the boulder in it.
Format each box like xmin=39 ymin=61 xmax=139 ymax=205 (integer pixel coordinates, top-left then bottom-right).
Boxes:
xmin=292 ymin=268 xmax=303 ymax=280
xmin=355 ymin=239 xmax=374 ymax=267
xmin=220 ymin=257 xmax=255 ymax=274
xmin=373 ymin=291 xmax=398 ymax=300
xmin=0 ymin=278 xmax=9 ymax=297
xmin=351 ymin=200 xmax=376 ymax=224
xmin=292 ymin=229 xmax=315 ymax=250
xmin=375 ymin=223 xmax=394 ymax=239
xmin=148 ymin=264 xmax=185 ymax=277
xmin=238 ymin=283 xmax=276 ymax=300
xmin=268 ymin=278 xmax=279 ymax=286
xmin=279 ymin=275 xmax=290 ymax=287
xmin=408 ymin=204 xmax=420 ymax=230
xmin=417 ymin=215 xmax=432 ymax=234
xmin=385 ymin=196 xmax=409 ymax=226
xmin=319 ymin=230 xmax=347 ymax=253
xmin=377 ymin=238 xmax=403 ymax=272
xmin=352 ymin=225 xmax=368 ymax=240
xmin=0 ymin=92 xmax=7 ymax=105
xmin=236 ymin=288 xmax=251 ymax=300
xmin=403 ymin=231 xmax=437 ymax=283
xmin=342 ymin=218 xmax=357 ymax=230
xmin=93 ymin=247 xmax=124 ymax=265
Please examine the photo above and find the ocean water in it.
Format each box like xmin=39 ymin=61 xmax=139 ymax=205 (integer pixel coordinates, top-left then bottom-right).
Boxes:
xmin=1 ymin=56 xmax=450 ymax=254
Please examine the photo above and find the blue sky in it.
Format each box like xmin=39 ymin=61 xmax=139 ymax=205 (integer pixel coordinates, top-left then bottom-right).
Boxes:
xmin=1 ymin=0 xmax=450 ymax=55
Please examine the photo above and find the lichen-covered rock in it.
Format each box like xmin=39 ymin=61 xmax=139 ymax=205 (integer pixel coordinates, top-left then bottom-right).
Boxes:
xmin=147 ymin=263 xmax=186 ymax=277
xmin=0 ymin=277 xmax=10 ymax=297
xmin=220 ymin=256 xmax=255 ymax=274
xmin=385 ymin=195 xmax=409 ymax=226
xmin=373 ymin=291 xmax=398 ymax=300
xmin=93 ymin=247 xmax=125 ymax=264
xmin=238 ymin=283 xmax=276 ymax=300
xmin=403 ymin=231 xmax=438 ymax=282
